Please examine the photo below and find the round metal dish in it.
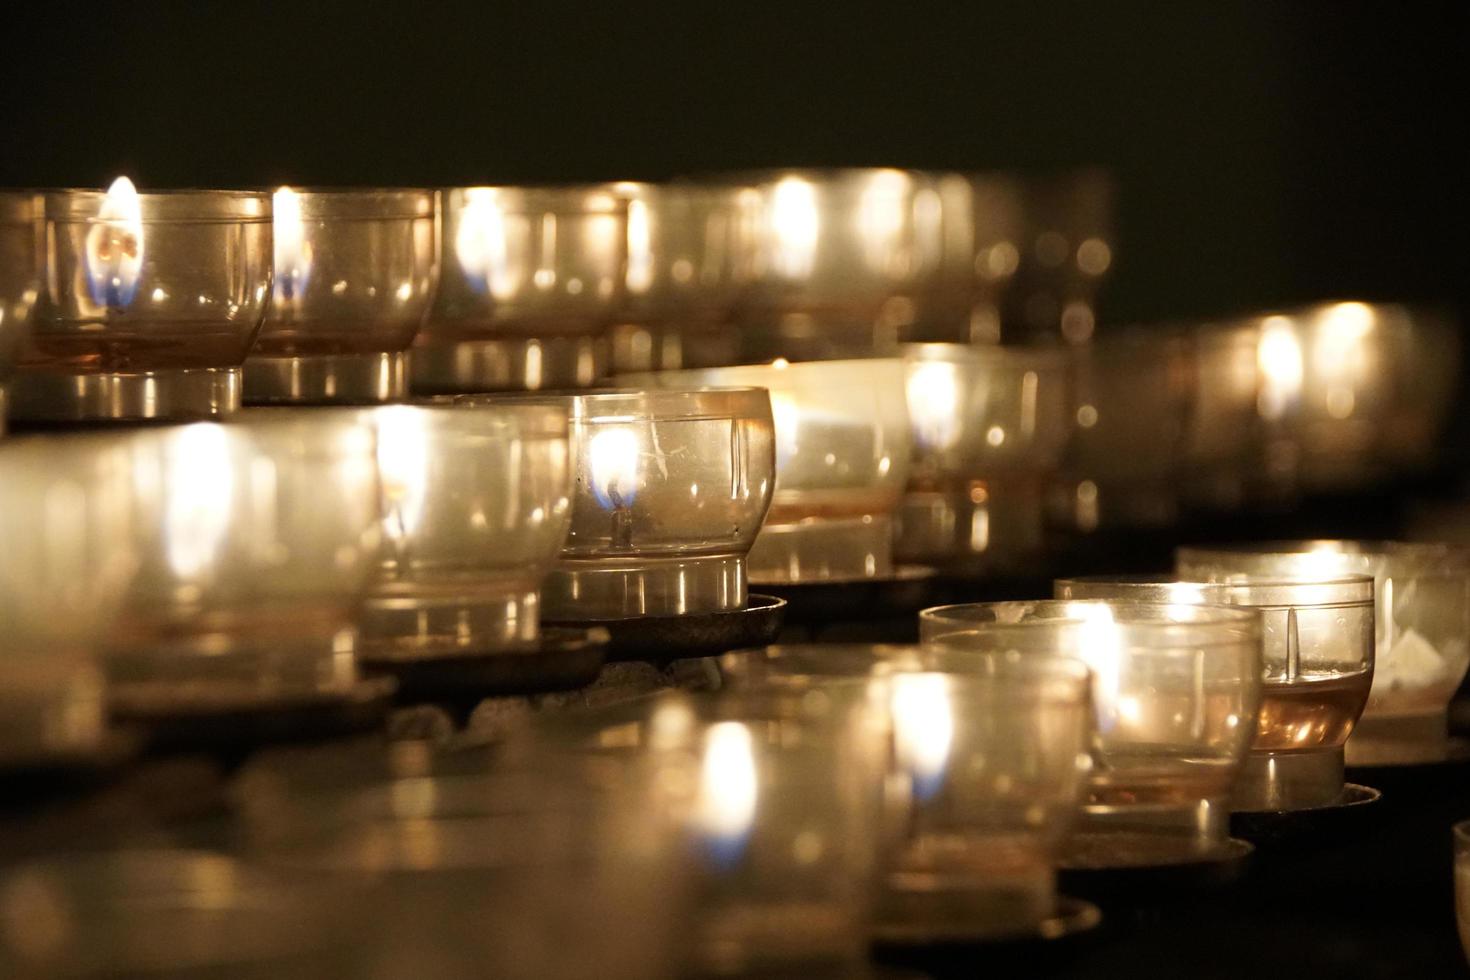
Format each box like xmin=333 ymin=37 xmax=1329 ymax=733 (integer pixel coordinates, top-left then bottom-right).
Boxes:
xmin=360 ymin=626 xmax=609 ymax=704
xmin=760 ymin=565 xmax=939 ymax=625
xmin=1058 ymin=834 xmax=1253 ymax=902
xmin=548 ymin=594 xmax=786 ymax=664
xmin=1230 ymin=782 xmax=1382 ymax=846
xmin=872 ymin=895 xmax=1101 ymax=974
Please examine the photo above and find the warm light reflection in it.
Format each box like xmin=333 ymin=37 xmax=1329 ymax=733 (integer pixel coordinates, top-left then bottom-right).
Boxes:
xmin=1166 ymin=582 xmax=1211 ymax=605
xmin=695 ymin=721 xmax=759 ymax=868
xmin=1066 ymin=602 xmax=1125 ymax=732
xmin=906 ymin=360 xmax=961 ymax=452
xmin=625 ymin=196 xmax=654 ymax=294
xmin=856 ymin=169 xmax=910 ymax=275
xmin=890 ymin=673 xmax=954 ymax=802
xmin=163 ymin=424 xmax=234 ymax=580
xmin=272 ymin=186 xmax=312 ymax=304
xmin=454 ymin=189 xmax=515 ymax=298
xmin=769 ymin=176 xmax=819 ymax=279
xmin=375 ymin=406 xmax=429 ymax=540
xmin=588 ymin=425 xmax=642 ymax=511
xmin=1312 ymin=302 xmax=1376 ymax=420
xmin=84 ymin=176 xmax=144 ymax=309
xmin=768 ymin=390 xmax=801 ymax=469
xmin=1257 ymin=316 xmax=1303 ymax=421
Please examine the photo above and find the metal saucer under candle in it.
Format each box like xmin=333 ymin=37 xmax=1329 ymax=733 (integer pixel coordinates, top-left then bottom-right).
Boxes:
xmin=872 ymin=893 xmax=1101 ymax=954
xmin=6 ymin=365 xmax=242 ymax=424
xmin=244 ymin=351 xmax=408 ymax=404
xmin=359 ymin=626 xmax=608 ymax=705
xmin=548 ymin=594 xmax=786 ymax=663
xmin=895 ymin=477 xmax=1051 ymax=577
xmin=409 ymin=335 xmax=607 ymax=393
xmin=762 ymin=565 xmax=938 ymax=626
xmin=1058 ymin=833 xmax=1254 ymax=893
xmin=1230 ymin=783 xmax=1382 ymax=847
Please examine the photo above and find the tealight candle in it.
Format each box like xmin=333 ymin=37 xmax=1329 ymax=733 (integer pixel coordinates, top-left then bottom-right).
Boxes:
xmin=1056 ymin=575 xmax=1375 ymax=810
xmin=244 ymin=188 xmax=437 ymax=405
xmin=626 ymin=358 xmax=912 ymax=584
xmin=411 ymin=185 xmax=628 ymax=394
xmin=896 ymin=343 xmax=1072 ymax=574
xmin=0 ymin=191 xmax=40 ymax=431
xmin=921 ymin=600 xmax=1262 ymax=865
xmin=9 ymin=182 xmax=272 ymax=424
xmin=355 ymin=402 xmax=572 ymax=660
xmin=1178 ymin=541 xmax=1470 ymax=765
xmin=104 ymin=411 xmax=381 ymax=718
xmin=718 ymin=169 xmax=944 ymax=361
xmin=468 ymin=387 xmax=775 ymax=620
xmin=0 ymin=432 xmax=136 ymax=767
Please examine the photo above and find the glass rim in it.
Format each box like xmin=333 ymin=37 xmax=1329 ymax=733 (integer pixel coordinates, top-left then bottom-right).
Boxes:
xmin=920 ymin=598 xmax=1262 ymax=648
xmin=629 ymin=356 xmax=907 ymax=385
xmin=443 ymin=183 xmax=630 ymax=214
xmin=694 ymin=167 xmax=927 ymax=194
xmin=44 ymin=188 xmax=272 ymax=223
xmin=364 ymin=400 xmax=570 ymax=439
xmin=0 ymin=189 xmax=40 ymax=223
xmin=458 ymin=385 xmax=773 ymax=423
xmin=1178 ymin=539 xmax=1470 ymax=569
xmin=1054 ymin=573 xmax=1376 ymax=608
xmin=901 ymin=341 xmax=1073 ymax=371
xmin=271 ymin=187 xmax=435 ymax=220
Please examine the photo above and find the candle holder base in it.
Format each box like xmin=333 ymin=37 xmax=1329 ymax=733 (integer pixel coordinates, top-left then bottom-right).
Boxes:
xmin=548 ymin=594 xmax=786 ymax=664
xmin=748 ymin=515 xmax=897 ymax=585
xmin=6 ymin=366 xmax=241 ymax=425
xmin=872 ymin=894 xmax=1100 ymax=962
xmin=541 ymin=554 xmax=748 ymax=621
xmin=1230 ymin=782 xmax=1382 ymax=846
xmin=243 ymin=351 xmax=407 ymax=405
xmin=360 ymin=626 xmax=609 ymax=704
xmin=763 ymin=565 xmax=938 ymax=626
xmin=408 ymin=336 xmax=606 ymax=394
xmin=1232 ymin=747 xmax=1347 ymax=811
xmin=1346 ymin=712 xmax=1470 ymax=767
xmin=358 ymin=588 xmax=543 ymax=661
xmin=894 ymin=481 xmax=1048 ymax=576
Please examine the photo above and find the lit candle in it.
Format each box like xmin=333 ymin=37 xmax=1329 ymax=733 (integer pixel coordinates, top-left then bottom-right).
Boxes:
xmin=694 ymin=721 xmax=759 ymax=869
xmin=889 ymin=672 xmax=954 ymax=803
xmin=271 ymin=186 xmax=312 ymax=306
xmin=83 ymin=176 xmax=144 ymax=312
xmin=587 ymin=424 xmax=642 ymax=549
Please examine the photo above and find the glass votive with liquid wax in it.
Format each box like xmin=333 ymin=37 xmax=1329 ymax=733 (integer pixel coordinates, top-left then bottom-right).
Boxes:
xmin=9 ymin=182 xmax=272 ymax=425
xmin=896 ymin=343 xmax=1072 ymax=575
xmin=584 ymin=688 xmax=884 ymax=978
xmin=626 ymin=358 xmax=912 ymax=584
xmin=354 ymin=402 xmax=572 ymax=660
xmin=243 ymin=187 xmax=437 ymax=406
xmin=718 ymin=168 xmax=944 ymax=362
xmin=1178 ymin=541 xmax=1470 ymax=766
xmin=921 ymin=600 xmax=1262 ymax=866
xmin=1002 ymin=169 xmax=1115 ymax=345
xmin=103 ymin=412 xmax=382 ymax=719
xmin=610 ymin=182 xmax=758 ymax=373
xmin=0 ymin=191 xmax=41 ymax=431
xmin=1056 ymin=575 xmax=1375 ymax=811
xmin=474 ymin=387 xmax=774 ymax=620
xmin=410 ymin=184 xmax=628 ymax=394
xmin=0 ymin=433 xmax=137 ymax=768
xmin=714 ymin=646 xmax=1095 ymax=941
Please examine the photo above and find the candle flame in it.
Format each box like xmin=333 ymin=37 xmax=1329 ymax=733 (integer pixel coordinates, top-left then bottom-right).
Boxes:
xmin=890 ymin=673 xmax=954 ymax=803
xmin=906 ymin=359 xmax=962 ymax=452
xmin=695 ymin=721 xmax=759 ymax=869
xmin=375 ymin=406 xmax=429 ymax=541
xmin=588 ymin=426 xmax=642 ymax=511
xmin=856 ymin=169 xmax=910 ymax=276
xmin=1256 ymin=316 xmax=1303 ymax=420
xmin=769 ymin=176 xmax=819 ymax=279
xmin=272 ymin=186 xmax=313 ymax=304
xmin=625 ymin=197 xmax=654 ymax=294
xmin=454 ymin=189 xmax=516 ymax=298
xmin=161 ymin=424 xmax=234 ymax=580
xmin=1065 ymin=602 xmax=1125 ymax=734
xmin=84 ymin=176 xmax=144 ymax=309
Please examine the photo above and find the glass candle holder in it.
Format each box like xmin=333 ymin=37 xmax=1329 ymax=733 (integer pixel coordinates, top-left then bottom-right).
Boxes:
xmin=896 ymin=343 xmax=1072 ymax=574
xmin=0 ymin=432 xmax=137 ymax=767
xmin=714 ymin=646 xmax=1095 ymax=941
xmin=921 ymin=600 xmax=1262 ymax=865
xmin=411 ymin=184 xmax=628 ymax=394
xmin=1003 ymin=169 xmax=1115 ymax=345
xmin=610 ymin=182 xmax=758 ymax=373
xmin=0 ymin=191 xmax=41 ymax=431
xmin=9 ymin=181 xmax=272 ymax=424
xmin=469 ymin=387 xmax=774 ymax=620
xmin=244 ymin=187 xmax=437 ymax=406
xmin=627 ymin=358 xmax=911 ymax=584
xmin=1053 ymin=329 xmax=1191 ymax=532
xmin=1178 ymin=540 xmax=1470 ymax=765
xmin=104 ymin=411 xmax=381 ymax=717
xmin=356 ymin=401 xmax=572 ymax=659
xmin=1056 ymin=574 xmax=1375 ymax=810
xmin=718 ymin=169 xmax=944 ymax=362
xmin=916 ymin=172 xmax=1024 ymax=346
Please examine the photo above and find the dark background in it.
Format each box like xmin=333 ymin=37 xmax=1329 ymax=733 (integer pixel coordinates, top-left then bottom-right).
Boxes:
xmin=2 ymin=1 xmax=1464 ymax=326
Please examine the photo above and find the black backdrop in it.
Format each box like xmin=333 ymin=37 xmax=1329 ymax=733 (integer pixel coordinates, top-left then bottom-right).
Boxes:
xmin=2 ymin=1 xmax=1464 ymax=327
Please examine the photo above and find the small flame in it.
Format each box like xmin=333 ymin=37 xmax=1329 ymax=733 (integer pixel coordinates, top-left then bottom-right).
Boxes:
xmin=890 ymin=673 xmax=954 ymax=803
xmin=272 ymin=186 xmax=313 ymax=304
xmin=1065 ymin=602 xmax=1125 ymax=733
xmin=855 ymin=169 xmax=910 ymax=275
xmin=588 ymin=426 xmax=642 ymax=511
xmin=906 ymin=360 xmax=962 ymax=452
xmin=694 ymin=721 xmax=759 ymax=869
xmin=84 ymin=176 xmax=144 ymax=309
xmin=162 ymin=424 xmax=234 ymax=580
xmin=375 ymin=406 xmax=430 ymax=541
xmin=1257 ymin=316 xmax=1303 ymax=420
xmin=454 ymin=189 xmax=515 ymax=298
xmin=768 ymin=390 xmax=801 ymax=469
xmin=769 ymin=176 xmax=819 ymax=279
xmin=625 ymin=197 xmax=655 ymax=294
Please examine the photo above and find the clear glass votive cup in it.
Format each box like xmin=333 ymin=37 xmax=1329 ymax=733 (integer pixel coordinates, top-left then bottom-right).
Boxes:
xmin=1178 ymin=540 xmax=1470 ymax=765
xmin=0 ymin=432 xmax=137 ymax=767
xmin=245 ymin=187 xmax=437 ymax=405
xmin=897 ymin=343 xmax=1072 ymax=573
xmin=625 ymin=358 xmax=911 ymax=584
xmin=103 ymin=411 xmax=382 ymax=717
xmin=1056 ymin=575 xmax=1375 ymax=810
xmin=355 ymin=401 xmax=572 ymax=659
xmin=411 ymin=184 xmax=629 ymax=394
xmin=0 ymin=191 xmax=41 ymax=429
xmin=466 ymin=387 xmax=774 ymax=620
xmin=10 ymin=184 xmax=272 ymax=423
xmin=921 ymin=600 xmax=1262 ymax=866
